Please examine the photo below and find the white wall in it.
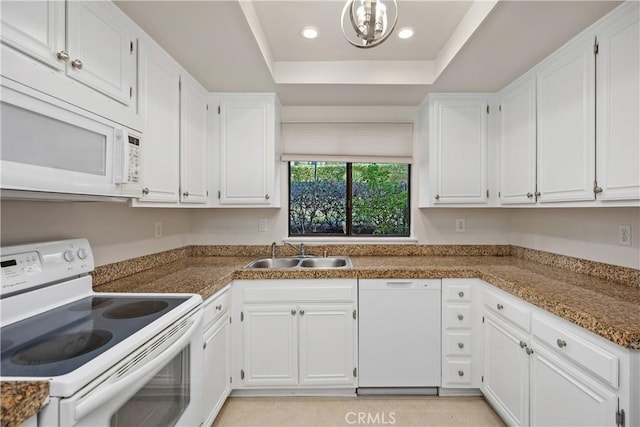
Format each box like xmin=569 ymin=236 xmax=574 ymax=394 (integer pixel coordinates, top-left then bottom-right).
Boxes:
xmin=1 ymin=200 xmax=637 ymax=269
xmin=0 ymin=200 xmax=192 ymax=266
xmin=510 ymin=207 xmax=640 ymax=269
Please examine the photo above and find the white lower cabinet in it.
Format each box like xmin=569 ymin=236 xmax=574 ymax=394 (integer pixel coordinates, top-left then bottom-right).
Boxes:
xmin=202 ymin=288 xmax=232 ymax=427
xmin=233 ymin=279 xmax=358 ymax=391
xmin=481 ymin=283 xmax=631 ymax=427
xmin=441 ymin=279 xmax=483 ymax=391
xmin=483 ymin=312 xmax=530 ymax=426
xmin=530 ymin=344 xmax=617 ymax=427
xmin=242 ymin=304 xmax=298 ymax=387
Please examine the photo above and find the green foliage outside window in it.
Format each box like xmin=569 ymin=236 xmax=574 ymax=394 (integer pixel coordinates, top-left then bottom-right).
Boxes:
xmin=289 ymin=161 xmax=410 ymax=236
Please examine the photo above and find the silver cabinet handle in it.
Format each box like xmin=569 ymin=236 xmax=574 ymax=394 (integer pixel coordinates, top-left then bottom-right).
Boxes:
xmin=535 ymin=191 xmax=541 ymax=197
xmin=457 ymin=314 xmax=464 ymax=321
xmin=435 ymin=194 xmax=440 ymax=200
xmin=71 ymin=59 xmax=83 ymax=70
xmin=526 ymin=192 xmax=533 ymax=198
xmin=183 ymin=191 xmax=189 ymax=197
xmin=215 ymin=304 xmax=222 ymax=311
xmin=458 ymin=291 xmax=464 ymax=298
xmin=526 ymin=348 xmax=534 ymax=355
xmin=497 ymin=303 xmax=504 ymax=310
xmin=458 ymin=342 xmax=464 ymax=349
xmin=291 ymin=309 xmax=296 ymax=315
xmin=557 ymin=339 xmax=567 ymax=348
xmin=519 ymin=341 xmax=528 ymax=349
xmin=142 ymin=187 xmax=150 ymax=195
xmin=265 ymin=194 xmax=270 ymax=200
xmin=458 ymin=370 xmax=464 ymax=377
xmin=299 ymin=309 xmax=305 ymax=315
xmin=57 ymin=50 xmax=70 ymax=62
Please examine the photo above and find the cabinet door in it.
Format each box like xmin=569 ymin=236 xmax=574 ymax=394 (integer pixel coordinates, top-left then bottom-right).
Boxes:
xmin=137 ymin=40 xmax=180 ymax=202
xmin=499 ymin=78 xmax=537 ymax=204
xmin=0 ymin=0 xmax=65 ymax=71
xmin=219 ymin=98 xmax=274 ymax=205
xmin=298 ymin=304 xmax=356 ymax=386
xmin=242 ymin=304 xmax=298 ymax=387
xmin=483 ymin=314 xmax=530 ymax=427
xmin=203 ymin=315 xmax=231 ymax=427
xmin=596 ymin=6 xmax=640 ymax=201
xmin=180 ymin=75 xmax=208 ymax=204
xmin=530 ymin=345 xmax=617 ymax=427
xmin=66 ymin=1 xmax=134 ymax=105
xmin=537 ymin=38 xmax=595 ymax=203
xmin=430 ymin=96 xmax=488 ymax=204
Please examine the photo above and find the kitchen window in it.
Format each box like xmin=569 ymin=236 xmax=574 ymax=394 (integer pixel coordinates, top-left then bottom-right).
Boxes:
xmin=288 ymin=161 xmax=410 ymax=237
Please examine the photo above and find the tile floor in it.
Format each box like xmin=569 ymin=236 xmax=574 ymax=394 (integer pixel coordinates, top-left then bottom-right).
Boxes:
xmin=212 ymin=396 xmax=505 ymax=427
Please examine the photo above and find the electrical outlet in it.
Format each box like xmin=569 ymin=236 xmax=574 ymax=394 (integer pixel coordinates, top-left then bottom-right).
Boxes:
xmin=258 ymin=218 xmax=268 ymax=232
xmin=456 ymin=218 xmax=466 ymax=233
xmin=155 ymin=222 xmax=162 ymax=239
xmin=618 ymin=224 xmax=631 ymax=246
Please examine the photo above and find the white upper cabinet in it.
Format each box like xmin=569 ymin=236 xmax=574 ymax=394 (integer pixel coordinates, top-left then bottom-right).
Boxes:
xmin=1 ymin=0 xmax=140 ymax=130
xmin=428 ymin=94 xmax=489 ymax=205
xmin=212 ymin=93 xmax=281 ymax=207
xmin=0 ymin=0 xmax=65 ymax=71
xmin=66 ymin=1 xmax=135 ymax=105
xmin=135 ymin=39 xmax=180 ymax=203
xmin=498 ymin=78 xmax=537 ymax=205
xmin=536 ymin=34 xmax=596 ymax=203
xmin=595 ymin=2 xmax=640 ymax=201
xmin=180 ymin=74 xmax=208 ymax=204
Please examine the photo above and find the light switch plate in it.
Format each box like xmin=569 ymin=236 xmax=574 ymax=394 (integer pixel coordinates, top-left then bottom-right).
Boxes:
xmin=259 ymin=218 xmax=268 ymax=232
xmin=456 ymin=219 xmax=466 ymax=233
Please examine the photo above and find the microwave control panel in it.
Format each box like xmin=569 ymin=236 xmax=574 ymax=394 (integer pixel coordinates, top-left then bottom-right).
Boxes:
xmin=128 ymin=135 xmax=140 ymax=183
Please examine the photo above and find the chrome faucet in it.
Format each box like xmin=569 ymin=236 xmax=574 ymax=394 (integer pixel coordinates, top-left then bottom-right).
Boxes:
xmin=270 ymin=242 xmax=277 ymax=258
xmin=285 ymin=242 xmax=305 ymax=256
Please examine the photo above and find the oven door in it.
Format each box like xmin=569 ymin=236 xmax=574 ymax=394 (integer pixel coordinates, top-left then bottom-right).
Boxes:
xmin=58 ymin=308 xmax=203 ymax=427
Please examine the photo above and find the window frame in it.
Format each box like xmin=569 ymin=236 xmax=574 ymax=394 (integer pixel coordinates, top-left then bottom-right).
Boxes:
xmin=287 ymin=161 xmax=411 ymax=238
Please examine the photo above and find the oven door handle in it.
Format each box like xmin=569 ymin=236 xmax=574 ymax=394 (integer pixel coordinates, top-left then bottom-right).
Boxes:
xmin=74 ymin=313 xmax=201 ymax=421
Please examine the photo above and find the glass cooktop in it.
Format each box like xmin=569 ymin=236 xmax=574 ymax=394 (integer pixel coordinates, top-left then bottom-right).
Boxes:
xmin=0 ymin=295 xmax=189 ymax=377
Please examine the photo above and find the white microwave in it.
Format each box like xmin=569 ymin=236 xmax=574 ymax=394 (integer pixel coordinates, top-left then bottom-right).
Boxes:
xmin=0 ymin=79 xmax=142 ymax=199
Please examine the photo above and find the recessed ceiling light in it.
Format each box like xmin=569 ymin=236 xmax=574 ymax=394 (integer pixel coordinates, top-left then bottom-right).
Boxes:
xmin=398 ymin=27 xmax=414 ymax=40
xmin=300 ymin=26 xmax=319 ymax=39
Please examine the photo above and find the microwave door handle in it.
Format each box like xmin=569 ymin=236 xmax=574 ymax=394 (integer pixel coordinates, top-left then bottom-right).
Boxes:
xmin=74 ymin=314 xmax=201 ymax=421
xmin=112 ymin=129 xmax=128 ymax=184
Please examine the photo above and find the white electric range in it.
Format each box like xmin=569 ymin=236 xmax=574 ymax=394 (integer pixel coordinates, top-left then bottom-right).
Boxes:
xmin=0 ymin=239 xmax=203 ymax=427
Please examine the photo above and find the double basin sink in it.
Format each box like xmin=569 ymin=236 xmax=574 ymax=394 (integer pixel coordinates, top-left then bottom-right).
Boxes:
xmin=245 ymin=256 xmax=353 ymax=269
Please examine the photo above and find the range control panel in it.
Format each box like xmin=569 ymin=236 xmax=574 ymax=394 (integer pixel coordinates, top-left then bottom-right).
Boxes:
xmin=1 ymin=238 xmax=93 ymax=297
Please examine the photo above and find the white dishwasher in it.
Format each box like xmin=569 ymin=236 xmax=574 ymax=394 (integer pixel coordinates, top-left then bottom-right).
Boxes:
xmin=358 ymin=279 xmax=441 ymax=392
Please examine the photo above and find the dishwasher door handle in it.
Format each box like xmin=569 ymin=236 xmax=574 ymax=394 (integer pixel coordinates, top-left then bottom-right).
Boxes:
xmin=385 ymin=281 xmax=415 ymax=288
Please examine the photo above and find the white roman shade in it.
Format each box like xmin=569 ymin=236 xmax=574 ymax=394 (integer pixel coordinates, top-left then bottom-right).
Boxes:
xmin=281 ymin=122 xmax=413 ymax=163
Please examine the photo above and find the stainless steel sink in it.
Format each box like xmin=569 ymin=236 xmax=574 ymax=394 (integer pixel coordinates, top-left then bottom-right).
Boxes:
xmin=245 ymin=258 xmax=301 ymax=269
xmin=244 ymin=256 xmax=352 ymax=269
xmin=299 ymin=257 xmax=350 ymax=268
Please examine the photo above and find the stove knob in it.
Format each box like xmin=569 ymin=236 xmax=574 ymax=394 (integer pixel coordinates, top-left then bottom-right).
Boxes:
xmin=63 ymin=250 xmax=76 ymax=262
xmin=77 ymin=248 xmax=89 ymax=260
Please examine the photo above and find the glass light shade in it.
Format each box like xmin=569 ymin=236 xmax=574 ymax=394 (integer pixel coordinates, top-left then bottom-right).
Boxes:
xmin=341 ymin=0 xmax=398 ymax=49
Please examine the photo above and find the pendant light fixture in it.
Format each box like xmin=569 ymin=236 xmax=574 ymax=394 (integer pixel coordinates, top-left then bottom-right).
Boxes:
xmin=341 ymin=0 xmax=398 ymax=49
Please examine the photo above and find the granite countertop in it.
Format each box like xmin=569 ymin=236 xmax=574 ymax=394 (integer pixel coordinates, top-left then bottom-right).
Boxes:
xmin=93 ymin=255 xmax=640 ymax=350
xmin=3 ymin=253 xmax=639 ymax=424
xmin=0 ymin=382 xmax=48 ymax=427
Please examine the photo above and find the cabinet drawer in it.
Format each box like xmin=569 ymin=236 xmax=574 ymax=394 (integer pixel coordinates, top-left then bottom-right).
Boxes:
xmin=204 ymin=288 xmax=231 ymax=328
xmin=445 ymin=284 xmax=472 ymax=302
xmin=443 ymin=331 xmax=472 ymax=356
xmin=444 ymin=304 xmax=472 ymax=329
xmin=443 ymin=359 xmax=473 ymax=385
xmin=484 ymin=289 xmax=531 ymax=332
xmin=532 ymin=315 xmax=619 ymax=388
